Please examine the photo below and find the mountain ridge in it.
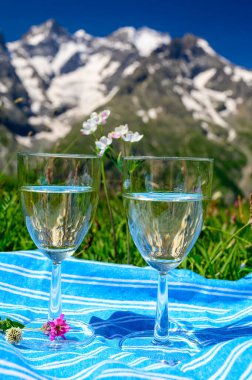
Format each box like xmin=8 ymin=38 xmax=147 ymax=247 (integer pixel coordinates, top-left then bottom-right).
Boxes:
xmin=0 ymin=19 xmax=252 ymax=196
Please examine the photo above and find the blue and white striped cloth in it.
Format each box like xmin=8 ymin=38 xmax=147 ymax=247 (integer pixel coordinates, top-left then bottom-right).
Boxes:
xmin=0 ymin=250 xmax=252 ymax=380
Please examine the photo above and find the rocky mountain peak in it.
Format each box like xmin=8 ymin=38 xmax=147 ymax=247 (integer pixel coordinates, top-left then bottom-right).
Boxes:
xmin=73 ymin=29 xmax=93 ymax=43
xmin=109 ymin=26 xmax=136 ymax=42
xmin=168 ymin=34 xmax=216 ymax=61
xmin=109 ymin=26 xmax=171 ymax=56
xmin=23 ymin=19 xmax=69 ymax=44
xmin=133 ymin=27 xmax=171 ymax=56
xmin=15 ymin=19 xmax=71 ymax=60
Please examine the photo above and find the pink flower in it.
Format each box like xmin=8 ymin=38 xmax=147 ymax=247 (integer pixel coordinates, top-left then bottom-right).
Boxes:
xmin=42 ymin=314 xmax=70 ymax=341
xmin=109 ymin=124 xmax=129 ymax=139
xmin=42 ymin=321 xmax=51 ymax=335
xmin=98 ymin=109 xmax=110 ymax=124
xmin=80 ymin=109 xmax=110 ymax=135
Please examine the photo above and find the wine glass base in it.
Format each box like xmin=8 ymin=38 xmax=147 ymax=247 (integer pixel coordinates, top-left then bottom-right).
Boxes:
xmin=120 ymin=327 xmax=202 ymax=366
xmin=19 ymin=319 xmax=94 ymax=351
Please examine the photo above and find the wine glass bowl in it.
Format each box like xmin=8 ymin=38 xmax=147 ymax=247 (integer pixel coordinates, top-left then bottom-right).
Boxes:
xmin=124 ymin=192 xmax=203 ymax=273
xmin=121 ymin=156 xmax=213 ymax=363
xmin=18 ymin=153 xmax=101 ymax=350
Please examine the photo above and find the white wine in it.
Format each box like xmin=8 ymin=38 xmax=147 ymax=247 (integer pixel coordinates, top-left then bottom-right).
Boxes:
xmin=124 ymin=192 xmax=203 ymax=272
xmin=21 ymin=185 xmax=97 ymax=262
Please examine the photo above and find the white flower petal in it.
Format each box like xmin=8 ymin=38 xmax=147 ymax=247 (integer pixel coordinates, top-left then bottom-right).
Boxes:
xmin=95 ymin=136 xmax=112 ymax=150
xmin=122 ymin=131 xmax=143 ymax=142
xmin=98 ymin=109 xmax=111 ymax=124
xmin=109 ymin=131 xmax=121 ymax=139
xmin=114 ymin=124 xmax=128 ymax=135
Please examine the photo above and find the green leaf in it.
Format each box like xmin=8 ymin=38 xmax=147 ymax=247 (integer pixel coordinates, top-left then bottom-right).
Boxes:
xmin=0 ymin=317 xmax=24 ymax=332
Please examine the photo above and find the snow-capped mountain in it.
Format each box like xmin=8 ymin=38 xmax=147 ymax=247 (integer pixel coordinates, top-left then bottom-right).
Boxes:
xmin=6 ymin=20 xmax=172 ymax=146
xmin=5 ymin=19 xmax=252 ymax=144
xmin=1 ymin=19 xmax=252 ymax=194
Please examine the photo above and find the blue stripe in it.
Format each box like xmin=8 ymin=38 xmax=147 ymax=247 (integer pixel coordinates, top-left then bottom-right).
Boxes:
xmin=0 ymin=250 xmax=251 ymax=380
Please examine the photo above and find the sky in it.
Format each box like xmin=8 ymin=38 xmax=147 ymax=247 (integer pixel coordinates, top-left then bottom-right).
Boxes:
xmin=1 ymin=0 xmax=252 ymax=69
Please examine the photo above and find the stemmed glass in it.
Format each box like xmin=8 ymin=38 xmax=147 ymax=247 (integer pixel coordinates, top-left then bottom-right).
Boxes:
xmin=121 ymin=156 xmax=213 ymax=364
xmin=17 ymin=153 xmax=101 ymax=350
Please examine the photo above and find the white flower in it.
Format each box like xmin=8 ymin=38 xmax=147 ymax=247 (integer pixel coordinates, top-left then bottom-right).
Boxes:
xmin=80 ymin=109 xmax=110 ymax=135
xmin=122 ymin=131 xmax=143 ymax=143
xmin=98 ymin=109 xmax=110 ymax=124
xmin=5 ymin=327 xmax=23 ymax=344
xmin=81 ymin=118 xmax=98 ymax=135
xmin=95 ymin=136 xmax=112 ymax=156
xmin=90 ymin=112 xmax=100 ymax=123
xmin=109 ymin=124 xmax=129 ymax=139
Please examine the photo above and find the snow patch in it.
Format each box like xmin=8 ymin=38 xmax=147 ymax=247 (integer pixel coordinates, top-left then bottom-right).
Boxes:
xmin=74 ymin=29 xmax=92 ymax=41
xmin=147 ymin=64 xmax=160 ymax=75
xmin=1 ymin=97 xmax=12 ymax=109
xmin=30 ymin=56 xmax=52 ymax=78
xmin=196 ymin=39 xmax=216 ymax=56
xmin=148 ymin=108 xmax=161 ymax=119
xmin=42 ymin=52 xmax=120 ymax=138
xmin=123 ymin=62 xmax=140 ymax=77
xmin=94 ymin=37 xmax=132 ymax=52
xmin=224 ymin=66 xmax=232 ymax=75
xmin=173 ymin=85 xmax=184 ymax=95
xmin=10 ymin=55 xmax=46 ymax=112
xmin=232 ymin=67 xmax=252 ymax=84
xmin=7 ymin=41 xmax=20 ymax=51
xmin=18 ymin=86 xmax=119 ymax=147
xmin=220 ymin=98 xmax=237 ymax=117
xmin=52 ymin=41 xmax=86 ymax=74
xmin=228 ymin=129 xmax=236 ymax=142
xmin=179 ymin=68 xmax=237 ymax=141
xmin=133 ymin=27 xmax=171 ymax=57
xmin=193 ymin=68 xmax=216 ymax=88
xmin=47 ymin=53 xmax=112 ymax=109
xmin=0 ymin=83 xmax=8 ymax=93
xmin=101 ymin=61 xmax=121 ymax=77
xmin=181 ymin=94 xmax=202 ymax=112
xmin=136 ymin=107 xmax=162 ymax=123
xmin=25 ymin=33 xmax=45 ymax=46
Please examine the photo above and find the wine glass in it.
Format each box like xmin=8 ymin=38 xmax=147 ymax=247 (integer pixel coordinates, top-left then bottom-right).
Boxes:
xmin=17 ymin=153 xmax=101 ymax=350
xmin=121 ymin=156 xmax=213 ymax=364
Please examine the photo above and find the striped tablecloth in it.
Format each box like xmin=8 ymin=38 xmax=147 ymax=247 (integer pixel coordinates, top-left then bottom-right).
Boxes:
xmin=0 ymin=250 xmax=251 ymax=380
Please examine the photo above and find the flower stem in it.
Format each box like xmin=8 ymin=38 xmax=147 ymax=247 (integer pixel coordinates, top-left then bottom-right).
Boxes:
xmin=121 ymin=140 xmax=131 ymax=262
xmin=101 ymin=160 xmax=118 ymax=259
xmin=122 ymin=140 xmax=127 ymax=157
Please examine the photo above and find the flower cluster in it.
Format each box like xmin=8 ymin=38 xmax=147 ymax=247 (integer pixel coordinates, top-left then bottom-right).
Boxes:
xmin=80 ymin=109 xmax=144 ymax=260
xmin=0 ymin=315 xmax=70 ymax=344
xmin=81 ymin=110 xmax=111 ymax=135
xmin=5 ymin=327 xmax=23 ymax=344
xmin=81 ymin=109 xmax=143 ymax=156
xmin=42 ymin=314 xmax=70 ymax=341
xmin=0 ymin=317 xmax=24 ymax=345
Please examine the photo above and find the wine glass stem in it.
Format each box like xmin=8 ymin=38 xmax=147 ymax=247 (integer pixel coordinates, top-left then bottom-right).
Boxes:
xmin=153 ymin=272 xmax=169 ymax=344
xmin=48 ymin=262 xmax=62 ymax=320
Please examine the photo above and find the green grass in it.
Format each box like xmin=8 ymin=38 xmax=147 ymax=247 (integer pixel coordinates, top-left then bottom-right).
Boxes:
xmin=0 ymin=179 xmax=251 ymax=281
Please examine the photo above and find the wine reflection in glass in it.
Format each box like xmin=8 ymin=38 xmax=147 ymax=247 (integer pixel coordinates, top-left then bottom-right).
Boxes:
xmin=18 ymin=153 xmax=101 ymax=350
xmin=121 ymin=156 xmax=213 ymax=364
